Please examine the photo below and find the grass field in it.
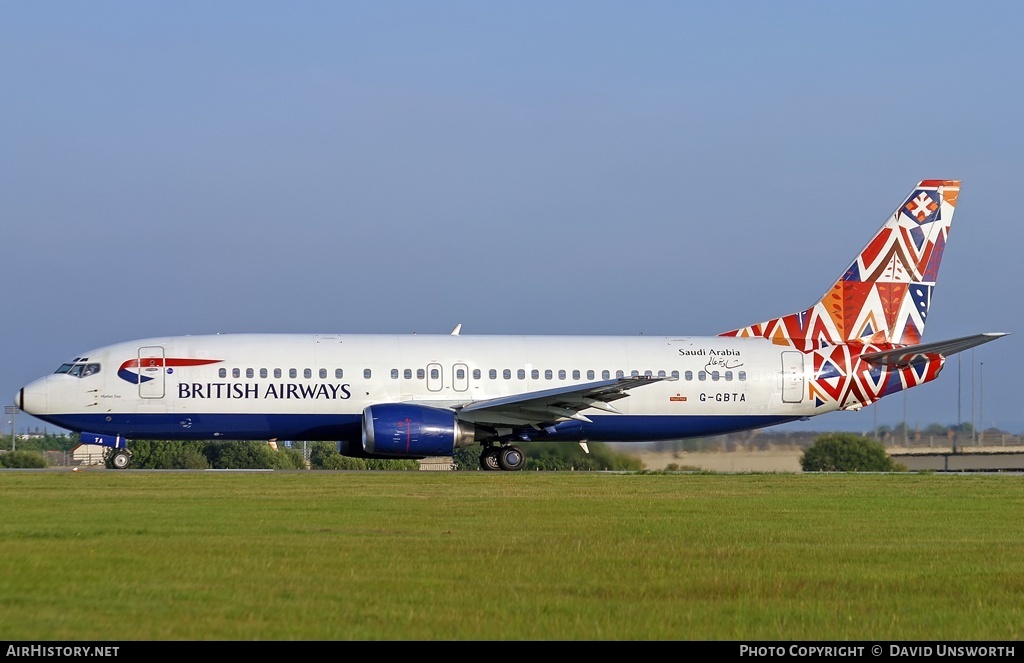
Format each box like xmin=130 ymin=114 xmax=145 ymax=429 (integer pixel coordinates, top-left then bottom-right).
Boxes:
xmin=0 ymin=469 xmax=1022 ymax=641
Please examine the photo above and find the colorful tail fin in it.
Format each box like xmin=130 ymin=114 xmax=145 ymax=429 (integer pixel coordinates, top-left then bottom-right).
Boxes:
xmin=721 ymin=180 xmax=960 ymax=350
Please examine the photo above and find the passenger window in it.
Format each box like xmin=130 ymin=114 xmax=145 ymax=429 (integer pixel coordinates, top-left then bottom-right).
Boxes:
xmin=572 ymin=370 xmax=580 ymax=380
xmin=260 ymin=368 xmax=268 ymax=378
xmin=233 ymin=368 xmax=241 ymax=378
xmin=404 ymin=369 xmax=412 ymax=379
xmin=219 ymin=368 xmax=227 ymax=378
xmin=671 ymin=370 xmax=679 ymax=379
xmin=489 ymin=369 xmax=497 ymax=379
xmin=335 ymin=368 xmax=344 ymax=379
xmin=364 ymin=369 xmax=372 ymax=379
xmin=430 ymin=368 xmax=439 ymax=379
xmin=725 ymin=371 xmax=733 ymax=381
xmin=587 ymin=370 xmax=595 ymax=380
xmin=558 ymin=369 xmax=566 ymax=380
xmin=503 ymin=369 xmax=511 ymax=380
xmin=698 ymin=371 xmax=706 ymax=381
xmin=531 ymin=369 xmax=539 ymax=380
xmin=274 ymin=368 xmax=282 ymax=379
xmin=517 ymin=369 xmax=525 ymax=380
xmin=657 ymin=370 xmax=666 ymax=378
xmin=289 ymin=368 xmax=297 ymax=379
xmin=711 ymin=371 xmax=720 ymax=381
xmin=472 ymin=369 xmax=481 ymax=380
xmin=685 ymin=371 xmax=692 ymax=380
xmin=417 ymin=368 xmax=425 ymax=379
xmin=631 ymin=370 xmax=640 ymax=377
xmin=545 ymin=369 xmax=553 ymax=380
xmin=458 ymin=368 xmax=467 ymax=380
xmin=391 ymin=369 xmax=399 ymax=379
xmin=616 ymin=370 xmax=624 ymax=378
xmin=320 ymin=368 xmax=328 ymax=379
xmin=246 ymin=368 xmax=254 ymax=378
xmin=602 ymin=370 xmax=610 ymax=380
xmin=304 ymin=368 xmax=312 ymax=379
xmin=739 ymin=371 xmax=747 ymax=381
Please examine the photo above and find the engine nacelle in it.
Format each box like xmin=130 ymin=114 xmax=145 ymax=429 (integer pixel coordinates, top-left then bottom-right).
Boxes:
xmin=361 ymin=403 xmax=476 ymax=458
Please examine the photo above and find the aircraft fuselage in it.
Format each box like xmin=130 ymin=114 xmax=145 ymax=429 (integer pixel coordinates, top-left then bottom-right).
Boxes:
xmin=19 ymin=332 xmax=818 ymax=444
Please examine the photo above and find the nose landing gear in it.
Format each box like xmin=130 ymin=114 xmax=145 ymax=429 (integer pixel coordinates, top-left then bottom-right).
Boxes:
xmin=108 ymin=449 xmax=132 ymax=470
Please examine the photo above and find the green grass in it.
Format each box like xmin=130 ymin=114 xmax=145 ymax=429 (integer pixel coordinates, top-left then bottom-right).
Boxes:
xmin=0 ymin=470 xmax=1022 ymax=640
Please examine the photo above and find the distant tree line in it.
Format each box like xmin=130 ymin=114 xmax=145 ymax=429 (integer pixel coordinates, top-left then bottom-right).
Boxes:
xmin=0 ymin=436 xmax=420 ymax=470
xmin=0 ymin=435 xmax=645 ymax=471
xmin=453 ymin=442 xmax=643 ymax=471
xmin=647 ymin=421 xmax=1018 ymax=453
xmin=2 ymin=424 xmax=1016 ymax=471
xmin=1 ymin=433 xmax=77 ymax=454
xmin=115 ymin=440 xmax=423 ymax=470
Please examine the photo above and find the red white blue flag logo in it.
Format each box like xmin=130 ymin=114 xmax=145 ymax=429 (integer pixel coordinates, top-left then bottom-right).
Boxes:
xmin=118 ymin=358 xmax=222 ymax=384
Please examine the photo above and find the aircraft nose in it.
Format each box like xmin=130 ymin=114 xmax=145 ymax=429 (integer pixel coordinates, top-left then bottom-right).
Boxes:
xmin=18 ymin=379 xmax=49 ymax=416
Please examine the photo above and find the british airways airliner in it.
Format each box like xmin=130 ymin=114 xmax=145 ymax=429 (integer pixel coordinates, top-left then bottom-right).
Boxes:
xmin=16 ymin=180 xmax=1007 ymax=470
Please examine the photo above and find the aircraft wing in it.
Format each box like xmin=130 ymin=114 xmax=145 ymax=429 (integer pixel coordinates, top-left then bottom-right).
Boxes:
xmin=861 ymin=332 xmax=1009 ymax=366
xmin=454 ymin=376 xmax=671 ymax=428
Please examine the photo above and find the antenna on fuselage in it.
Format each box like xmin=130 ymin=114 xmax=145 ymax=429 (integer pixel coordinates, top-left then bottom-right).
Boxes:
xmin=451 ymin=324 xmax=462 ymax=336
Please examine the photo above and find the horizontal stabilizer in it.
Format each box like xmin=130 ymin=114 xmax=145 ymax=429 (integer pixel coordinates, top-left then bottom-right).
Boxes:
xmin=860 ymin=332 xmax=1009 ymax=366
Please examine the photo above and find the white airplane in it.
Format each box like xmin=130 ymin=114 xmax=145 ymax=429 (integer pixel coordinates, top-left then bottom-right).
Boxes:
xmin=16 ymin=180 xmax=1007 ymax=470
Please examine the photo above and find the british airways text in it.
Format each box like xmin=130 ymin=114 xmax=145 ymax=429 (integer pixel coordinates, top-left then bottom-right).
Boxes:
xmin=178 ymin=382 xmax=352 ymax=400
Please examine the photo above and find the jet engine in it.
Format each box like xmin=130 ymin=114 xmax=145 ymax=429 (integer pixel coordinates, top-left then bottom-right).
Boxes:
xmin=360 ymin=403 xmax=477 ymax=458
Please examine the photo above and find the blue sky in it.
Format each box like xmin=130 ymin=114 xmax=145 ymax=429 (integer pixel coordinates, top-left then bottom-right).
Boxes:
xmin=1 ymin=2 xmax=1020 ymax=437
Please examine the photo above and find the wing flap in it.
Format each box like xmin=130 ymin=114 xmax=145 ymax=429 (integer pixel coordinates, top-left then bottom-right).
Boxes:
xmin=455 ymin=376 xmax=670 ymax=427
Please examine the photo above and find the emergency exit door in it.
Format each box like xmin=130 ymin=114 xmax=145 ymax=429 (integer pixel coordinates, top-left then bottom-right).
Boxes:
xmin=138 ymin=346 xmax=165 ymax=399
xmin=781 ymin=351 xmax=804 ymax=404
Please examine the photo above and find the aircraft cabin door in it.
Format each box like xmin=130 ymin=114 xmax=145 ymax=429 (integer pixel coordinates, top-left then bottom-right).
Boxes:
xmin=453 ymin=363 xmax=469 ymax=392
xmin=426 ymin=363 xmax=443 ymax=392
xmin=781 ymin=351 xmax=804 ymax=404
xmin=138 ymin=346 xmax=166 ymax=399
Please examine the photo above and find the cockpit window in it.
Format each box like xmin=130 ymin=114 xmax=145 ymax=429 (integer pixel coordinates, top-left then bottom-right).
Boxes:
xmin=58 ymin=362 xmax=101 ymax=378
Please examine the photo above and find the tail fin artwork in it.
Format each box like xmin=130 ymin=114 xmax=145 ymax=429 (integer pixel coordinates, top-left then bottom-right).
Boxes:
xmin=721 ymin=180 xmax=960 ymax=351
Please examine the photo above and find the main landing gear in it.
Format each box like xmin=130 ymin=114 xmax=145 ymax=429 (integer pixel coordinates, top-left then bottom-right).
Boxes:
xmin=479 ymin=445 xmax=526 ymax=471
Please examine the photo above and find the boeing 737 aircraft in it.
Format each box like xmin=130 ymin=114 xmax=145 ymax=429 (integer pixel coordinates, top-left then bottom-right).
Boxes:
xmin=16 ymin=180 xmax=1007 ymax=470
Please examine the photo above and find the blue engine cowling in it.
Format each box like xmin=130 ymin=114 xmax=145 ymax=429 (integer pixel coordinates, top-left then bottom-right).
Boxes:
xmin=361 ymin=403 xmax=477 ymax=458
